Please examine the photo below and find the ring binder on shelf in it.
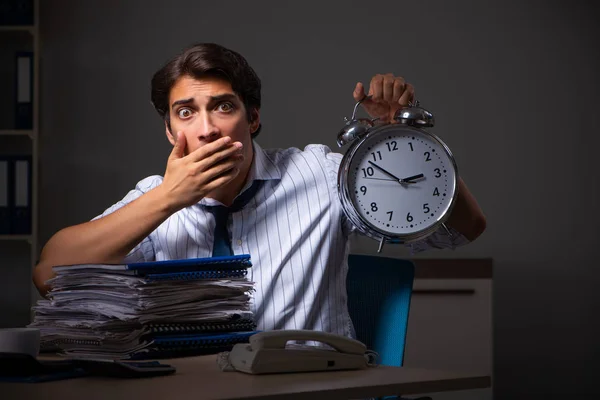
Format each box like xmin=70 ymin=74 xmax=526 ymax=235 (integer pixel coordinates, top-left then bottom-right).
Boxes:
xmin=0 ymin=157 xmax=9 ymax=234
xmin=10 ymin=155 xmax=32 ymax=234
xmin=15 ymin=52 xmax=33 ymax=130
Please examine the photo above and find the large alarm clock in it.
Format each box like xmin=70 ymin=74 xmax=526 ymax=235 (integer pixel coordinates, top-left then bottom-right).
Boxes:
xmin=337 ymin=96 xmax=459 ymax=252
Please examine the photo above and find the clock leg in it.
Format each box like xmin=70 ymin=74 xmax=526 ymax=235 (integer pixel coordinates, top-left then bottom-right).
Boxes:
xmin=377 ymin=237 xmax=385 ymax=253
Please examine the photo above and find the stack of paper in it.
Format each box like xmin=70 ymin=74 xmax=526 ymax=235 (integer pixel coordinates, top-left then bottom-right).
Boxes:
xmin=29 ymin=255 xmax=258 ymax=359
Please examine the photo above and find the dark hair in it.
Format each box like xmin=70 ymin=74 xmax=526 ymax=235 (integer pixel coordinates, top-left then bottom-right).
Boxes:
xmin=151 ymin=43 xmax=262 ymax=138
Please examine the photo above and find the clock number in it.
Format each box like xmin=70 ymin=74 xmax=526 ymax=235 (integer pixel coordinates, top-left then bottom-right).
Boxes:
xmin=434 ymin=168 xmax=442 ymax=178
xmin=371 ymin=151 xmax=382 ymax=161
xmin=433 ymin=187 xmax=440 ymax=196
xmin=371 ymin=202 xmax=378 ymax=212
xmin=360 ymin=186 xmax=367 ymax=195
xmin=406 ymin=212 xmax=413 ymax=222
xmin=408 ymin=142 xmax=414 ymax=151
xmin=423 ymin=203 xmax=430 ymax=213
xmin=386 ymin=141 xmax=398 ymax=152
xmin=386 ymin=211 xmax=393 ymax=221
xmin=361 ymin=167 xmax=374 ymax=178
xmin=424 ymin=152 xmax=431 ymax=162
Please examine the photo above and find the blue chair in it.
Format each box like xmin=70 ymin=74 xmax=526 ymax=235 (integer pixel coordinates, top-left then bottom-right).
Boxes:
xmin=347 ymin=254 xmax=431 ymax=400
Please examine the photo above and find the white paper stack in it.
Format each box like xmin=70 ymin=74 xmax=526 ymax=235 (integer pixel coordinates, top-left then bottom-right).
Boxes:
xmin=28 ymin=255 xmax=257 ymax=359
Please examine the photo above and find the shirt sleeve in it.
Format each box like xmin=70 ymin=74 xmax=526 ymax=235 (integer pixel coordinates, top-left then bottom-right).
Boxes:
xmin=309 ymin=144 xmax=358 ymax=237
xmin=90 ymin=176 xmax=163 ymax=263
xmin=407 ymin=224 xmax=471 ymax=254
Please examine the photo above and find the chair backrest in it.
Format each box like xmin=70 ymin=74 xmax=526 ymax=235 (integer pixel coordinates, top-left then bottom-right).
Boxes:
xmin=346 ymin=254 xmax=415 ymax=367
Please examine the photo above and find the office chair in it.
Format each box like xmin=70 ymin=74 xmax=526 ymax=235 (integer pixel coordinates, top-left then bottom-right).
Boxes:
xmin=347 ymin=254 xmax=431 ymax=400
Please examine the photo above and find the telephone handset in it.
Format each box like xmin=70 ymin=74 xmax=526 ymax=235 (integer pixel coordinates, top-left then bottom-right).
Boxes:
xmin=225 ymin=329 xmax=376 ymax=374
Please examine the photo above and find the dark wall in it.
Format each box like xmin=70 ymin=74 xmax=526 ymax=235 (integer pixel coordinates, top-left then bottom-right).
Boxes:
xmin=31 ymin=0 xmax=600 ymax=397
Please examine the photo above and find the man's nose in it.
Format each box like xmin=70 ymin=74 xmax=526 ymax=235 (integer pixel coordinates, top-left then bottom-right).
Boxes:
xmin=197 ymin=113 xmax=220 ymax=141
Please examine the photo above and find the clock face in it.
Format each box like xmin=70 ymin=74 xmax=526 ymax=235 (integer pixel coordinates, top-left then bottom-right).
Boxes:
xmin=347 ymin=126 xmax=457 ymax=237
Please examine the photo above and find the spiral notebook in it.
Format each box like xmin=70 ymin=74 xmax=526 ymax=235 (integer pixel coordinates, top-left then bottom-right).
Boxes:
xmin=52 ymin=254 xmax=252 ymax=277
xmin=147 ymin=317 xmax=257 ymax=336
xmin=49 ymin=318 xmax=260 ymax=360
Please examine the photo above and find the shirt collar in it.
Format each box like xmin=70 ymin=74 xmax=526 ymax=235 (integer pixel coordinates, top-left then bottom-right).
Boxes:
xmin=248 ymin=140 xmax=282 ymax=183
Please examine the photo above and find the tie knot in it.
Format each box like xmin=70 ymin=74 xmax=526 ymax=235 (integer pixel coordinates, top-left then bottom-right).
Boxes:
xmin=212 ymin=205 xmax=229 ymax=216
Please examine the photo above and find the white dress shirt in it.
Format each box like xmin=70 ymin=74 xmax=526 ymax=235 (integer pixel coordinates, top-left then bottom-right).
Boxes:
xmin=94 ymin=141 xmax=468 ymax=337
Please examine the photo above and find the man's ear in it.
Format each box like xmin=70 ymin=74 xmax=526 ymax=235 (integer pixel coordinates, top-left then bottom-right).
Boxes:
xmin=165 ymin=122 xmax=176 ymax=145
xmin=250 ymin=109 xmax=261 ymax=134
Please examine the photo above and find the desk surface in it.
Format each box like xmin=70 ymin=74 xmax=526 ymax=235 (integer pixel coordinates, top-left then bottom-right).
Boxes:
xmin=3 ymin=355 xmax=491 ymax=400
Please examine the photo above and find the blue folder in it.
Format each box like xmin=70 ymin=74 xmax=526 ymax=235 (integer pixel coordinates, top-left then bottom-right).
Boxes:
xmin=52 ymin=254 xmax=253 ymax=280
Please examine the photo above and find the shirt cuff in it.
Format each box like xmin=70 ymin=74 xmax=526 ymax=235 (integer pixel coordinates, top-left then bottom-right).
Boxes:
xmin=408 ymin=225 xmax=470 ymax=254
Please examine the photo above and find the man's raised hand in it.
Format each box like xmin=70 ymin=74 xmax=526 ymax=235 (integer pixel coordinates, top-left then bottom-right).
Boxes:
xmin=353 ymin=73 xmax=415 ymax=123
xmin=160 ymin=132 xmax=244 ymax=210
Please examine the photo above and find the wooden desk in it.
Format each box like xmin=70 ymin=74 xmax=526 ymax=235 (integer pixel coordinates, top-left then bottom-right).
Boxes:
xmin=2 ymin=355 xmax=491 ymax=400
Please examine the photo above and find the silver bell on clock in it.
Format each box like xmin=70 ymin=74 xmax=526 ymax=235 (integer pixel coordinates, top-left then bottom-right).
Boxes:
xmin=337 ymin=96 xmax=459 ymax=252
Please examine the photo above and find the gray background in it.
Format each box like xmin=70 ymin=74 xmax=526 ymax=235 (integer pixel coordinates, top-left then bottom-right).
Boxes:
xmin=2 ymin=0 xmax=599 ymax=397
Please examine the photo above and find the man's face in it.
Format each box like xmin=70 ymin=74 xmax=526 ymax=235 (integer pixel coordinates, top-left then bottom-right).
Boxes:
xmin=166 ymin=75 xmax=258 ymax=156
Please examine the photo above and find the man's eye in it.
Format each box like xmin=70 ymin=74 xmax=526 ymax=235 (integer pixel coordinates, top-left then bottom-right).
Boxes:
xmin=178 ymin=108 xmax=192 ymax=118
xmin=218 ymin=102 xmax=234 ymax=112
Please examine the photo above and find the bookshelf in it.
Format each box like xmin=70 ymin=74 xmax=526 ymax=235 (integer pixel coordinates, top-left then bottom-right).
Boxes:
xmin=0 ymin=25 xmax=34 ymax=33
xmin=0 ymin=0 xmax=40 ymax=326
xmin=0 ymin=129 xmax=35 ymax=137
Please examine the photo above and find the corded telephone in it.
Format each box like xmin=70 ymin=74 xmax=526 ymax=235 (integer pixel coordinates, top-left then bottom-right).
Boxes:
xmin=222 ymin=329 xmax=376 ymax=374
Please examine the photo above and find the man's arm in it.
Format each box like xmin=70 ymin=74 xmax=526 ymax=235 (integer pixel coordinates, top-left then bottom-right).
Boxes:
xmin=445 ymin=177 xmax=486 ymax=241
xmin=33 ymin=133 xmax=244 ymax=296
xmin=33 ymin=186 xmax=175 ymax=296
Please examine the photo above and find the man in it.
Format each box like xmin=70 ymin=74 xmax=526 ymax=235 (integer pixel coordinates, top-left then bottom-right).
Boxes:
xmin=33 ymin=43 xmax=486 ymax=337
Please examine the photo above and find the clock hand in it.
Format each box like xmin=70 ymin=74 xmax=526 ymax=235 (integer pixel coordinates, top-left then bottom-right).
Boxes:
xmin=367 ymin=162 xmax=419 ymax=184
xmin=363 ymin=177 xmax=397 ymax=182
xmin=367 ymin=161 xmax=404 ymax=182
xmin=401 ymin=173 xmax=425 ymax=183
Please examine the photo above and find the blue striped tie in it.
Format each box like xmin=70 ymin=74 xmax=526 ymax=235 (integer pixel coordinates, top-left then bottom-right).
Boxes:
xmin=210 ymin=180 xmax=263 ymax=257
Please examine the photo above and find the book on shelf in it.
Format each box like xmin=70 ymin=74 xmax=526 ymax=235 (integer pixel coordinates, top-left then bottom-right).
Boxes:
xmin=15 ymin=51 xmax=33 ymax=130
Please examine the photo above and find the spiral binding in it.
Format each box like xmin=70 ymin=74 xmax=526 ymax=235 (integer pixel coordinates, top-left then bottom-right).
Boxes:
xmin=153 ymin=331 xmax=256 ymax=348
xmin=145 ymin=268 xmax=248 ymax=282
xmin=44 ymin=338 xmax=102 ymax=347
xmin=148 ymin=319 xmax=256 ymax=335
xmin=129 ymin=256 xmax=252 ymax=273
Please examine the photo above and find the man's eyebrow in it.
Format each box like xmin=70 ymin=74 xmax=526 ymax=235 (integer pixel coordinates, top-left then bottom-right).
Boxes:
xmin=171 ymin=98 xmax=194 ymax=109
xmin=171 ymin=94 xmax=238 ymax=109
xmin=209 ymin=93 xmax=238 ymax=102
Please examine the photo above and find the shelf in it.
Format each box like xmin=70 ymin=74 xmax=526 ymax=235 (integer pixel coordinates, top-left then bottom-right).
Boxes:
xmin=0 ymin=130 xmax=35 ymax=138
xmin=1 ymin=0 xmax=40 ymax=320
xmin=0 ymin=235 xmax=32 ymax=242
xmin=0 ymin=25 xmax=35 ymax=33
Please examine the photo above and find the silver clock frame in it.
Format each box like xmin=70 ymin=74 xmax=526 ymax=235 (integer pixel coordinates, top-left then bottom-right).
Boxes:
xmin=337 ymin=105 xmax=460 ymax=252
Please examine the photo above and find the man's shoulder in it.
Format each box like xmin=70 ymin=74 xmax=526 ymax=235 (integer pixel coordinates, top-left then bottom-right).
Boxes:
xmin=263 ymin=144 xmax=343 ymax=166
